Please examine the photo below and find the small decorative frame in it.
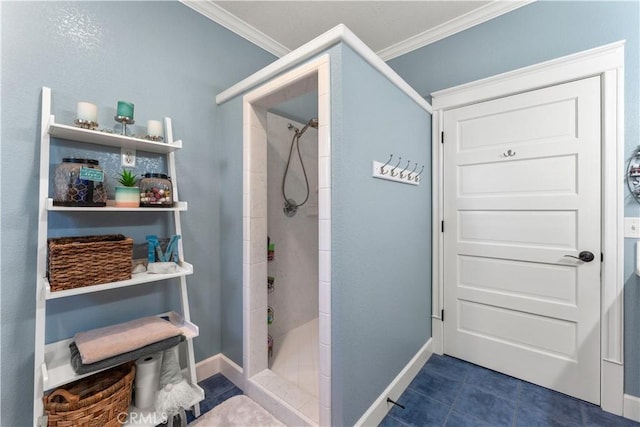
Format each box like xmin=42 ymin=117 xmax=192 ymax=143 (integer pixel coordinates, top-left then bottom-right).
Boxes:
xmin=627 ymin=147 xmax=640 ymax=203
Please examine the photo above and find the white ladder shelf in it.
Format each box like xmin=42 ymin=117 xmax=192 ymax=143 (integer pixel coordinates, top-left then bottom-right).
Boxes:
xmin=32 ymin=87 xmax=202 ymax=426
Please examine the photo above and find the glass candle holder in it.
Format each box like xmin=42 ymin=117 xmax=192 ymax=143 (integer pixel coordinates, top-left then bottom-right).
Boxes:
xmin=114 ymin=101 xmax=135 ymax=135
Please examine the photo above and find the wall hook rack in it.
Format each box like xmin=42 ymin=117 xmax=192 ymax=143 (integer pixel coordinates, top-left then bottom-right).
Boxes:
xmin=372 ymin=156 xmax=421 ymax=186
xmin=380 ymin=154 xmax=394 ymax=175
xmin=390 ymin=156 xmax=402 ymax=177
xmin=414 ymin=165 xmax=425 ymax=183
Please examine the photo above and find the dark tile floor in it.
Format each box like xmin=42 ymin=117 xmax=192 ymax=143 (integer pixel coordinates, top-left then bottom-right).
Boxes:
xmin=186 ymin=373 xmax=243 ymax=424
xmin=381 ymin=354 xmax=640 ymax=427
xmin=187 ymin=356 xmax=639 ymax=426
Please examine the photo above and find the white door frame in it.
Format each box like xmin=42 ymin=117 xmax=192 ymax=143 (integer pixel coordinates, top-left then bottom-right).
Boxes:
xmin=242 ymin=54 xmax=332 ymax=427
xmin=430 ymin=41 xmax=625 ymax=415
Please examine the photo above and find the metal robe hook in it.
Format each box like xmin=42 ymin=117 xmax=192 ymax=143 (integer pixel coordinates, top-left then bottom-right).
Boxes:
xmin=399 ymin=160 xmax=411 ymax=178
xmin=390 ymin=156 xmax=402 ymax=177
xmin=501 ymin=149 xmax=516 ymax=157
xmin=414 ymin=165 xmax=425 ymax=182
xmin=407 ymin=163 xmax=418 ymax=181
xmin=380 ymin=154 xmax=393 ymax=175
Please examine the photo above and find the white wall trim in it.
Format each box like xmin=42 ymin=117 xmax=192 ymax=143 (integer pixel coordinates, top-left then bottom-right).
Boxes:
xmin=195 ymin=354 xmax=221 ymax=382
xmin=624 ymin=394 xmax=640 ymax=422
xmin=377 ymin=0 xmax=534 ymax=61
xmin=432 ymin=40 xmax=625 ymax=110
xmin=220 ymin=354 xmax=245 ymax=391
xmin=602 ymin=359 xmax=625 ymax=416
xmin=195 ymin=353 xmax=245 ymax=390
xmin=354 ymin=339 xmax=433 ymax=427
xmin=243 ymin=55 xmax=332 ymax=426
xmin=431 ymin=41 xmax=625 ymax=414
xmin=217 ymin=24 xmax=432 ymax=114
xmin=179 ymin=0 xmax=290 ymax=57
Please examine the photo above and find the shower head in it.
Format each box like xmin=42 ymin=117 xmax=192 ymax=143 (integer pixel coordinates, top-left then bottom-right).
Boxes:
xmin=298 ymin=117 xmax=319 ymax=136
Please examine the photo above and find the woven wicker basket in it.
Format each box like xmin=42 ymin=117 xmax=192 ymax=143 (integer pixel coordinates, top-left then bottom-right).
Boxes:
xmin=47 ymin=235 xmax=133 ymax=292
xmin=44 ymin=363 xmax=136 ymax=427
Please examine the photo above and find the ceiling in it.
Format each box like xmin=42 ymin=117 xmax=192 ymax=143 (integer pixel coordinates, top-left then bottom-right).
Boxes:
xmin=182 ymin=1 xmax=532 ymax=60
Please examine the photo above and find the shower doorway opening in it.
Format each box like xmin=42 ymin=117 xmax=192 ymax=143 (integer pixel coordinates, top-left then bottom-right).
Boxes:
xmin=242 ymin=55 xmax=331 ymax=427
xmin=266 ymin=112 xmax=319 ymax=400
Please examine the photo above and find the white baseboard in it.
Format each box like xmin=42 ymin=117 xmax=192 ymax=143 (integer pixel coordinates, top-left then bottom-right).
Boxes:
xmin=624 ymin=394 xmax=640 ymax=422
xmin=354 ymin=338 xmax=433 ymax=427
xmin=196 ymin=354 xmax=221 ymax=382
xmin=432 ymin=317 xmax=444 ymax=355
xmin=220 ymin=354 xmax=245 ymax=390
xmin=195 ymin=353 xmax=245 ymax=390
xmin=601 ymin=359 xmax=624 ymax=415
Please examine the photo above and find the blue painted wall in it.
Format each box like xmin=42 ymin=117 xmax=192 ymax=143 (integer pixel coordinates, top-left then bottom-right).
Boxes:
xmin=332 ymin=44 xmax=432 ymax=426
xmin=388 ymin=0 xmax=640 ymax=396
xmin=0 ymin=2 xmax=275 ymax=424
xmin=217 ymin=94 xmax=245 ymax=365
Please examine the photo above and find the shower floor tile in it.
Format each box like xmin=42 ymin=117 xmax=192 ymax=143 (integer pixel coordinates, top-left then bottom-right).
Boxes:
xmin=270 ymin=317 xmax=319 ymax=398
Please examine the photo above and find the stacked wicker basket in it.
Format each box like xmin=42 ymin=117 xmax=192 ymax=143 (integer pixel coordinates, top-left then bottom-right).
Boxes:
xmin=43 ymin=363 xmax=135 ymax=427
xmin=45 ymin=235 xmax=135 ymax=425
xmin=47 ymin=234 xmax=133 ymax=291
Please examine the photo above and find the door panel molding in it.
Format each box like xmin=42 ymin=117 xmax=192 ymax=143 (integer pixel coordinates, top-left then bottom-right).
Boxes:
xmin=431 ymin=41 xmax=625 ymax=414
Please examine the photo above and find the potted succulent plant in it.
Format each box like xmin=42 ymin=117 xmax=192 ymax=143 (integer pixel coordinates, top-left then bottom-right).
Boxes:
xmin=114 ymin=169 xmax=140 ymax=207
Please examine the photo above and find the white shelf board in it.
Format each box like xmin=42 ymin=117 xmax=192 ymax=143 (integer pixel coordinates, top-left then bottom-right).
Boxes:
xmin=49 ymin=122 xmax=182 ymax=153
xmin=46 ymin=198 xmax=188 ymax=212
xmin=123 ymin=384 xmax=205 ymax=426
xmin=44 ymin=262 xmax=193 ymax=299
xmin=42 ymin=311 xmax=199 ymax=391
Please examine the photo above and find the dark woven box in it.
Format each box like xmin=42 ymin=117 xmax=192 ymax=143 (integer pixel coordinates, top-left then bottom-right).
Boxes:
xmin=47 ymin=234 xmax=133 ymax=292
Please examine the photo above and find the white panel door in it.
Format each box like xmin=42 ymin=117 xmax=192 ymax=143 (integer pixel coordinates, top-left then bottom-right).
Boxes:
xmin=443 ymin=76 xmax=601 ymax=404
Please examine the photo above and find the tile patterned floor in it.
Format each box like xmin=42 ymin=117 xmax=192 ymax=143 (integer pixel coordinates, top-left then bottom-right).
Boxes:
xmin=188 ymin=355 xmax=640 ymax=426
xmin=380 ymin=354 xmax=640 ymax=427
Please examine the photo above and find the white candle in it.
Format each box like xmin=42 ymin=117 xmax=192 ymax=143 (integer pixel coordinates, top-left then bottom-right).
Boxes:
xmin=77 ymin=102 xmax=97 ymax=122
xmin=147 ymin=120 xmax=164 ymax=138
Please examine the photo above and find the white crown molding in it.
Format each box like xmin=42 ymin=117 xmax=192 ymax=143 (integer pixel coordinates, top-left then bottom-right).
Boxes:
xmin=183 ymin=0 xmax=534 ymax=62
xmin=180 ymin=0 xmax=290 ymax=58
xmin=216 ymin=24 xmax=432 ymax=114
xmin=377 ymin=0 xmax=536 ymax=61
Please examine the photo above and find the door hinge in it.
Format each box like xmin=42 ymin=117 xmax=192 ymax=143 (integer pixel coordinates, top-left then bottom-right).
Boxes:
xmin=441 ymin=309 xmax=444 ymax=321
xmin=441 ymin=221 xmax=444 ymax=232
xmin=601 ymin=253 xmax=604 ymax=262
xmin=441 ymin=131 xmax=444 ymax=144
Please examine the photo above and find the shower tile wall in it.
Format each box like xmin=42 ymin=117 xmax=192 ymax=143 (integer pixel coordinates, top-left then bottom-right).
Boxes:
xmin=266 ymin=112 xmax=319 ymax=353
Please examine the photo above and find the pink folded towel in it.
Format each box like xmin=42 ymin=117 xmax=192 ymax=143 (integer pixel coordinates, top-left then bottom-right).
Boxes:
xmin=74 ymin=316 xmax=181 ymax=364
